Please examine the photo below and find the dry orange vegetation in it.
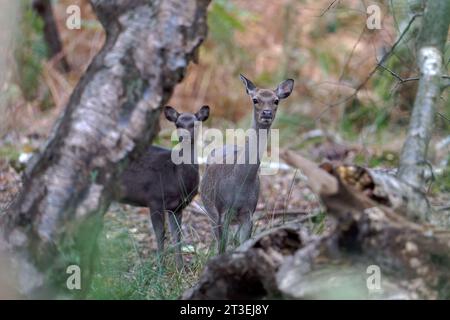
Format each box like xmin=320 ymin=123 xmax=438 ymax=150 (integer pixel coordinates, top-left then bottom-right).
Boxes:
xmin=4 ymin=0 xmax=410 ymax=136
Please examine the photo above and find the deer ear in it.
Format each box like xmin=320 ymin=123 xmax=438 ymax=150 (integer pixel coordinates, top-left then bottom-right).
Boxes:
xmin=239 ymin=74 xmax=256 ymax=95
xmin=195 ymin=105 xmax=210 ymax=122
xmin=164 ymin=106 xmax=179 ymax=122
xmin=276 ymin=79 xmax=294 ymax=99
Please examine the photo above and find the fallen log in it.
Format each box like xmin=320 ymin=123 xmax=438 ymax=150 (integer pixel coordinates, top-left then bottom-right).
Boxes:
xmin=183 ymin=151 xmax=450 ymax=299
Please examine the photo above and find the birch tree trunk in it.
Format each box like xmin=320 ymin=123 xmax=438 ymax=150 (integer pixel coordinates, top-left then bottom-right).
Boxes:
xmin=397 ymin=0 xmax=450 ymax=195
xmin=0 ymin=0 xmax=210 ymax=298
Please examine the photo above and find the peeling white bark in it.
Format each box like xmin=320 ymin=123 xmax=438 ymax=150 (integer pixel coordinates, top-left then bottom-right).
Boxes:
xmin=397 ymin=46 xmax=443 ymax=195
xmin=0 ymin=0 xmax=210 ymax=298
xmin=397 ymin=0 xmax=449 ymax=220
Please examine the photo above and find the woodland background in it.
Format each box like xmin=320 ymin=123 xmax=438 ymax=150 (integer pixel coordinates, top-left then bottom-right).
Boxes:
xmin=0 ymin=0 xmax=449 ymax=299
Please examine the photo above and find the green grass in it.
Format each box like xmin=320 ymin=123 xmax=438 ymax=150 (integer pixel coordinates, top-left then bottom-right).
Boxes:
xmin=87 ymin=199 xmax=328 ymax=299
xmin=311 ymin=211 xmax=327 ymax=235
xmin=88 ymin=211 xmax=215 ymax=300
xmin=0 ymin=144 xmax=20 ymax=162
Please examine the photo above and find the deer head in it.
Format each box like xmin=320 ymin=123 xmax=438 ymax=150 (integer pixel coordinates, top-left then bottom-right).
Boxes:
xmin=239 ymin=74 xmax=294 ymax=128
xmin=164 ymin=105 xmax=210 ymax=142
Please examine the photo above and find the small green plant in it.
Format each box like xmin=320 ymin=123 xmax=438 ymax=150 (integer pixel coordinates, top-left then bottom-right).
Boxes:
xmin=311 ymin=211 xmax=327 ymax=235
xmin=89 ymin=169 xmax=98 ymax=182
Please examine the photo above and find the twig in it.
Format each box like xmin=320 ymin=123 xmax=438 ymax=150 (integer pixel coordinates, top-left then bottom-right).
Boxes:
xmin=376 ymin=65 xmax=450 ymax=123
xmin=315 ymin=13 xmax=422 ymax=120
xmin=377 ymin=64 xmax=419 ymax=83
xmin=379 ymin=64 xmax=450 ymax=85
xmin=318 ymin=0 xmax=340 ymax=17
xmin=253 ymin=209 xmax=312 ymax=221
xmin=437 ymin=112 xmax=450 ymax=123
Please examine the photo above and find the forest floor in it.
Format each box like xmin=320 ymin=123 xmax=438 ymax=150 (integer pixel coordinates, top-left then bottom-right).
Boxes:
xmin=0 ymin=134 xmax=325 ymax=298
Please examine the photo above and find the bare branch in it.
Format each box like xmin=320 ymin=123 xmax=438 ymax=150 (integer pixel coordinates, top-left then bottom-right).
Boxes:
xmin=318 ymin=0 xmax=340 ymax=17
xmin=315 ymin=13 xmax=422 ymax=120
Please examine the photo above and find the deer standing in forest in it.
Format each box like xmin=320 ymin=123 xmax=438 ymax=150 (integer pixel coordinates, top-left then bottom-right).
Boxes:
xmin=200 ymin=75 xmax=294 ymax=253
xmin=117 ymin=105 xmax=209 ymax=269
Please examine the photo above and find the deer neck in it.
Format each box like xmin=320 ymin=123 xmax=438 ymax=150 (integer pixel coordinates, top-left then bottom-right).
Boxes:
xmin=178 ymin=139 xmax=199 ymax=170
xmin=233 ymin=119 xmax=270 ymax=182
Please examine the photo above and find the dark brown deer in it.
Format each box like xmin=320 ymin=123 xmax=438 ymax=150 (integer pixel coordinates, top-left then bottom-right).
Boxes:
xmin=200 ymin=75 xmax=294 ymax=253
xmin=117 ymin=105 xmax=209 ymax=268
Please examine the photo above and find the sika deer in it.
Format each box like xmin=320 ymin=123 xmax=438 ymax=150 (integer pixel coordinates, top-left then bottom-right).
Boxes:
xmin=118 ymin=105 xmax=209 ymax=268
xmin=200 ymin=75 xmax=294 ymax=253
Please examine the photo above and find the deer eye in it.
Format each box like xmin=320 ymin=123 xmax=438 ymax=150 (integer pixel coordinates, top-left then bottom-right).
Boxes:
xmin=274 ymin=99 xmax=279 ymax=105
xmin=252 ymin=98 xmax=259 ymax=104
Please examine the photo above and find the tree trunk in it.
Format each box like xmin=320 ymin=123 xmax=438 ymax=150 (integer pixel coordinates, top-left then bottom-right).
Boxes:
xmin=397 ymin=0 xmax=450 ymax=196
xmin=0 ymin=0 xmax=210 ymax=298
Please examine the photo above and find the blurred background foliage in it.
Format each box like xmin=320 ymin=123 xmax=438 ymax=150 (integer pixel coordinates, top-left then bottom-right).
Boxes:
xmin=1 ymin=0 xmax=448 ymax=216
xmin=15 ymin=3 xmax=47 ymax=102
xmin=4 ymin=0 xmax=449 ymax=143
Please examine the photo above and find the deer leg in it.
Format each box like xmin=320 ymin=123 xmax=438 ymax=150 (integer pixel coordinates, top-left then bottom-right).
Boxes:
xmin=204 ymin=204 xmax=225 ymax=254
xmin=149 ymin=204 xmax=166 ymax=256
xmin=168 ymin=209 xmax=184 ymax=270
xmin=219 ymin=209 xmax=237 ymax=253
xmin=238 ymin=211 xmax=253 ymax=244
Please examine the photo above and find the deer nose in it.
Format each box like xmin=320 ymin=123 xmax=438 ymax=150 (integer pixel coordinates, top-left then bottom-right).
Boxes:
xmin=262 ymin=110 xmax=273 ymax=118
